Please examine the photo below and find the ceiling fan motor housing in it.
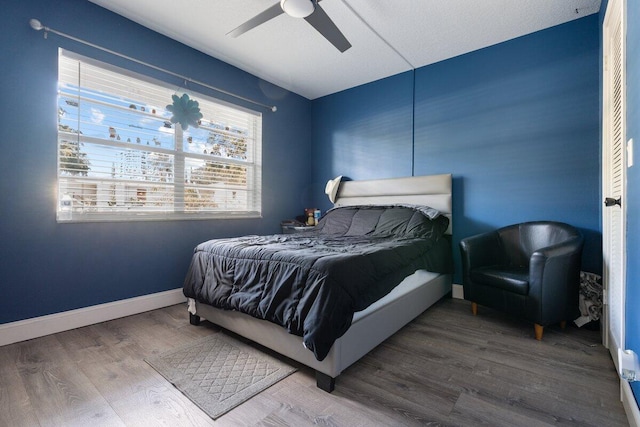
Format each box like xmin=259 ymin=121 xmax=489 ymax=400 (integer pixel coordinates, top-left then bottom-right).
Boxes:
xmin=280 ymin=0 xmax=315 ymax=18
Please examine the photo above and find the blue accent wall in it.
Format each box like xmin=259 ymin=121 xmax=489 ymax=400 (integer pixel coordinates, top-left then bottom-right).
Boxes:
xmin=312 ymin=16 xmax=602 ymax=282
xmin=310 ymin=71 xmax=415 ymax=183
xmin=0 ymin=0 xmax=312 ymax=324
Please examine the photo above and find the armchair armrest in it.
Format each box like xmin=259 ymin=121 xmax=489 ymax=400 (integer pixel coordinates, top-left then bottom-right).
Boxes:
xmin=532 ymin=236 xmax=584 ymax=260
xmin=527 ymin=235 xmax=584 ymax=324
xmin=529 ymin=235 xmax=584 ymax=286
xmin=460 ymin=231 xmax=505 ymax=271
xmin=460 ymin=230 xmax=506 ymax=304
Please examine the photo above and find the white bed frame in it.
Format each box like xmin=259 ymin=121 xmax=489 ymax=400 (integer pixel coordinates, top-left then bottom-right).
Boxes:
xmin=187 ymin=174 xmax=453 ymax=392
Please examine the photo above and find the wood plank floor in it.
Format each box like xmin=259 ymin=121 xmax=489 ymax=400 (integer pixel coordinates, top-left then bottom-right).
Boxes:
xmin=0 ymin=298 xmax=628 ymax=426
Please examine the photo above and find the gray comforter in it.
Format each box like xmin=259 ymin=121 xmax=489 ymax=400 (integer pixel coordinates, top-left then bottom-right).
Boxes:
xmin=183 ymin=205 xmax=451 ymax=360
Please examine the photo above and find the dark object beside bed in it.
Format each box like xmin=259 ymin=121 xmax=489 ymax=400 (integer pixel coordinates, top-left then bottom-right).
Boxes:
xmin=183 ymin=205 xmax=451 ymax=361
xmin=459 ymin=221 xmax=583 ymax=340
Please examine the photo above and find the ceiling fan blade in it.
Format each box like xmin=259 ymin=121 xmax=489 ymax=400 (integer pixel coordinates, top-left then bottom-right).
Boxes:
xmin=304 ymin=3 xmax=351 ymax=52
xmin=227 ymin=3 xmax=284 ymax=38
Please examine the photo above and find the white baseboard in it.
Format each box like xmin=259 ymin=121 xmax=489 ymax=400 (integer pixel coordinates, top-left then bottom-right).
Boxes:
xmin=622 ymin=379 xmax=640 ymax=427
xmin=0 ymin=283 xmax=463 ymax=348
xmin=452 ymin=283 xmax=464 ymax=299
xmin=0 ymin=288 xmax=186 ymax=347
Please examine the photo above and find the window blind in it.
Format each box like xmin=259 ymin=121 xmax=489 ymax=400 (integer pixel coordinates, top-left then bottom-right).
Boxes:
xmin=57 ymin=49 xmax=262 ymax=222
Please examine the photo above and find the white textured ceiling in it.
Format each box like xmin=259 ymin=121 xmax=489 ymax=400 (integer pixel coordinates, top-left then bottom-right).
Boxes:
xmin=88 ymin=0 xmax=601 ymax=100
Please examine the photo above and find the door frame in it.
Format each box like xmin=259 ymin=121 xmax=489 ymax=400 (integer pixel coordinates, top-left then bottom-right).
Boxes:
xmin=602 ymin=0 xmax=627 ymax=364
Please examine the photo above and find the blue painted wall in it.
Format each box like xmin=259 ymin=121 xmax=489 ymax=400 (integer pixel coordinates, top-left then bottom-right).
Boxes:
xmin=0 ymin=0 xmax=312 ymax=324
xmin=310 ymin=71 xmax=414 ymax=184
xmin=312 ymin=16 xmax=602 ymax=282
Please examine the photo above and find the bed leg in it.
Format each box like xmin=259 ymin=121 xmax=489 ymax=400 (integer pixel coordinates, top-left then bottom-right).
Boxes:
xmin=316 ymin=371 xmax=336 ymax=393
xmin=189 ymin=313 xmax=201 ymax=326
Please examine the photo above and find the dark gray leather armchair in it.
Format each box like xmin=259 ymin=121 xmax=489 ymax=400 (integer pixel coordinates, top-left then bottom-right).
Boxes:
xmin=460 ymin=221 xmax=584 ymax=340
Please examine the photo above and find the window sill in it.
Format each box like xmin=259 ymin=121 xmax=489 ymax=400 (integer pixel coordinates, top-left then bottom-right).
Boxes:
xmin=56 ymin=211 xmax=262 ymax=223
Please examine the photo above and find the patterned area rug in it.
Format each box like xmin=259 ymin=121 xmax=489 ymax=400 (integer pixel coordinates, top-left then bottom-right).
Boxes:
xmin=145 ymin=333 xmax=297 ymax=419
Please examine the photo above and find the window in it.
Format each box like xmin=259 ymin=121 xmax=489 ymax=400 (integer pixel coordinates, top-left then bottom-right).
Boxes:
xmin=57 ymin=49 xmax=262 ymax=222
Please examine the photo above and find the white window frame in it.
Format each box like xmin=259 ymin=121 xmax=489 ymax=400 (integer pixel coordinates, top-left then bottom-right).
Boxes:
xmin=57 ymin=49 xmax=262 ymax=222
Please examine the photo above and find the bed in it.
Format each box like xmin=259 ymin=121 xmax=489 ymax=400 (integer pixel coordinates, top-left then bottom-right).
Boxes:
xmin=183 ymin=174 xmax=453 ymax=392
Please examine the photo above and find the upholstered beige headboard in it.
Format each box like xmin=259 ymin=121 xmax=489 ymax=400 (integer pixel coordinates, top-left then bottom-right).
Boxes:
xmin=333 ymin=174 xmax=453 ymax=234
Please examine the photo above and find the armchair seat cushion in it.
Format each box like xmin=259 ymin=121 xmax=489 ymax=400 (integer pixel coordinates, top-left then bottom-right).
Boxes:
xmin=471 ymin=265 xmax=529 ymax=295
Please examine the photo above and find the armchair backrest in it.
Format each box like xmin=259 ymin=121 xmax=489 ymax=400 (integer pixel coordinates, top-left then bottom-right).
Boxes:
xmin=497 ymin=221 xmax=581 ymax=267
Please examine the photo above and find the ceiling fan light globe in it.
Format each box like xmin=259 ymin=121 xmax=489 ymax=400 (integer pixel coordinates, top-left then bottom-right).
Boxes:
xmin=29 ymin=18 xmax=44 ymax=31
xmin=280 ymin=0 xmax=314 ymax=18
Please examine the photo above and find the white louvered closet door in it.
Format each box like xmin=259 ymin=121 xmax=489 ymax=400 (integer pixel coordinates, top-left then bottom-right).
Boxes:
xmin=602 ymin=0 xmax=626 ymax=363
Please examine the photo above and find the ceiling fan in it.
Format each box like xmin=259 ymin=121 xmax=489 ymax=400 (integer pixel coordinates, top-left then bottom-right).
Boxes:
xmin=227 ymin=0 xmax=351 ymax=52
